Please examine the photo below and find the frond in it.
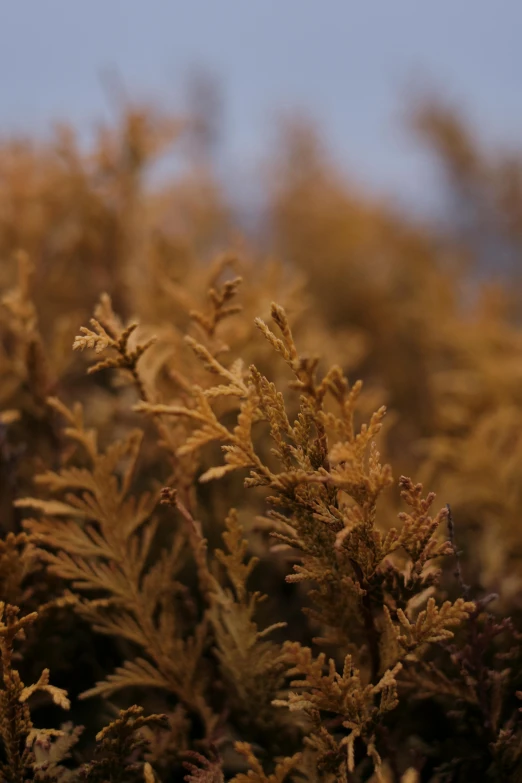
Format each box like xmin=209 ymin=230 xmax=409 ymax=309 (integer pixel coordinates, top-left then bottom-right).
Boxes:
xmin=80 ymin=658 xmax=169 ymax=699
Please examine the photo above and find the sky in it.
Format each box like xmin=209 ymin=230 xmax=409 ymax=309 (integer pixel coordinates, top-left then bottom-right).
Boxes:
xmin=1 ymin=1 xmax=521 ymax=210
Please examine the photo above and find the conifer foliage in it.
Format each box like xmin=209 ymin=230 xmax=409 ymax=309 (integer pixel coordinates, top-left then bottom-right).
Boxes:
xmin=1 ymin=100 xmax=522 ymax=781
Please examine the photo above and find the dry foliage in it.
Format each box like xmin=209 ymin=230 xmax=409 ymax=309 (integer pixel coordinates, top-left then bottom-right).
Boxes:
xmin=0 ymin=96 xmax=521 ymax=782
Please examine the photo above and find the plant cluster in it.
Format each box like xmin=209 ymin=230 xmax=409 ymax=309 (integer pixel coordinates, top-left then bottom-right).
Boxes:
xmin=0 ymin=96 xmax=521 ymax=780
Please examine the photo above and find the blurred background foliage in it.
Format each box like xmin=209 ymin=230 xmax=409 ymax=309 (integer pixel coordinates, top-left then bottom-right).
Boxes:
xmin=2 ymin=90 xmax=522 ymax=613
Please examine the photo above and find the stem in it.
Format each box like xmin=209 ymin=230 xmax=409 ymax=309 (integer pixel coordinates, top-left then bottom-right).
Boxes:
xmin=351 ymin=559 xmax=381 ymax=682
xmin=446 ymin=504 xmax=471 ymax=600
xmin=131 ymin=363 xmax=196 ymax=512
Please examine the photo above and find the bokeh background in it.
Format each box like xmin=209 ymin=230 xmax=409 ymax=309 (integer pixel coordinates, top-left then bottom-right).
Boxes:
xmin=3 ymin=1 xmax=522 ymax=217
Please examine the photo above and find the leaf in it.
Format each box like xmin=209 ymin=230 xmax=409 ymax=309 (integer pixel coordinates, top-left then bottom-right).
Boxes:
xmin=80 ymin=658 xmax=169 ymax=699
xmin=21 ymin=668 xmax=70 ymax=710
xmin=16 ymin=498 xmax=89 ymax=519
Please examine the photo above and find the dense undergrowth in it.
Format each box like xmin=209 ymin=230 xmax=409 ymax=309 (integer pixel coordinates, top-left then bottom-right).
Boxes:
xmin=0 ymin=97 xmax=522 ymax=781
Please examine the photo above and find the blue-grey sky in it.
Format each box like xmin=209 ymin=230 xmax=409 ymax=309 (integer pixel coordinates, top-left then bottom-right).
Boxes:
xmin=1 ymin=1 xmax=521 ymax=207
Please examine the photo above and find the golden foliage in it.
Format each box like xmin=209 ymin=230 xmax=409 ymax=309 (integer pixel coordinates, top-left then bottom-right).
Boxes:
xmin=0 ymin=97 xmax=522 ymax=780
xmin=0 ymin=604 xmax=70 ymax=782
